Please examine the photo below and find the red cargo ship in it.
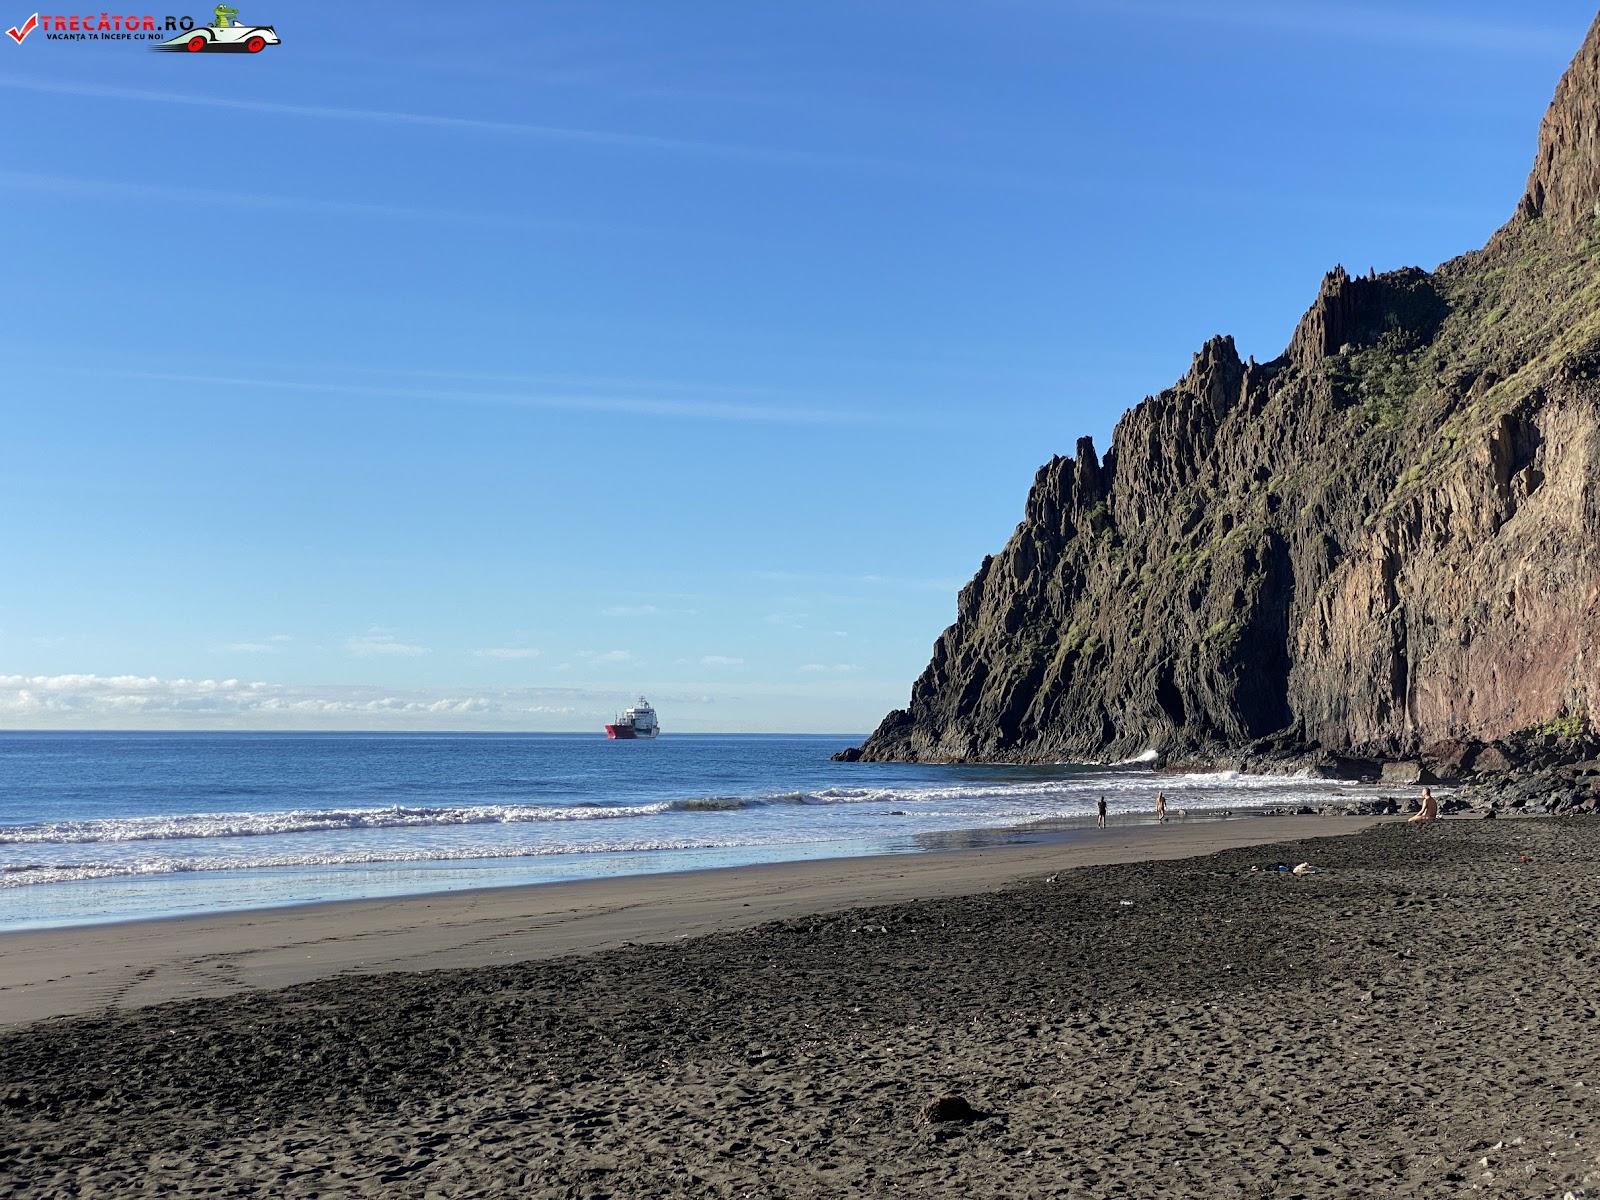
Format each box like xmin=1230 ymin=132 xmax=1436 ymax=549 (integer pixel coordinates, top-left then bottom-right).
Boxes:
xmin=605 ymin=696 xmax=660 ymax=739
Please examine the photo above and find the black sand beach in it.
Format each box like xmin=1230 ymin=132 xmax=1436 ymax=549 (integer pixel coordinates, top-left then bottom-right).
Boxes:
xmin=0 ymin=814 xmax=1355 ymax=1028
xmin=4 ymin=817 xmax=1598 ymax=1197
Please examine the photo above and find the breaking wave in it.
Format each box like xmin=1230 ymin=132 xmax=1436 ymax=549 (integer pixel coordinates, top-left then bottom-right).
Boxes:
xmin=0 ymin=834 xmax=793 ymax=888
xmin=0 ymin=771 xmax=1339 ymax=849
xmin=0 ymin=767 xmax=1384 ymax=895
xmin=0 ymin=793 xmax=857 ymax=846
xmin=0 ymin=802 xmax=720 ymax=846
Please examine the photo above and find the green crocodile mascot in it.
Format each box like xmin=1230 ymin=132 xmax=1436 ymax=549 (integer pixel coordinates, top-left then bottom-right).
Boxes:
xmin=212 ymin=5 xmax=239 ymax=28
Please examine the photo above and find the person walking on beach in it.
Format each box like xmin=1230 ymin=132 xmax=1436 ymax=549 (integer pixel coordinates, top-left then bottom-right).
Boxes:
xmin=1096 ymin=795 xmax=1108 ymax=828
xmin=1155 ymin=792 xmax=1168 ymax=824
xmin=1407 ymin=786 xmax=1439 ymax=824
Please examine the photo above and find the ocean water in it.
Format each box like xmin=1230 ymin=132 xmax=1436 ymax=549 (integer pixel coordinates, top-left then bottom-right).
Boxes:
xmin=0 ymin=732 xmax=1384 ymax=930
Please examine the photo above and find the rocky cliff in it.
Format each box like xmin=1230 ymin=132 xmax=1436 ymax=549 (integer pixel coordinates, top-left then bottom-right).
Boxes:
xmin=851 ymin=13 xmax=1600 ymax=767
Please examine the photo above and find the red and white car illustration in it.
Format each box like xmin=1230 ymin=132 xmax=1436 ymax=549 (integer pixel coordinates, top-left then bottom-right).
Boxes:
xmin=157 ymin=19 xmax=279 ymax=53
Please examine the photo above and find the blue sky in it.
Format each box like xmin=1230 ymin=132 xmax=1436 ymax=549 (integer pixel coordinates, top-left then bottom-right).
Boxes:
xmin=1 ymin=0 xmax=1592 ymax=732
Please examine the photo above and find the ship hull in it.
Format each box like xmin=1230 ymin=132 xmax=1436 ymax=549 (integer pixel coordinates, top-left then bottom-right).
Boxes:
xmin=606 ymin=696 xmax=660 ymax=739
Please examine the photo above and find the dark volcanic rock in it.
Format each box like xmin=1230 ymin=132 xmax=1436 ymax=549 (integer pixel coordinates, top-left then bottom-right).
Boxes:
xmin=1306 ymin=755 xmax=1382 ymax=783
xmin=1380 ymin=761 xmax=1431 ymax=785
xmin=851 ymin=14 xmax=1600 ymax=766
xmin=921 ymin=1094 xmax=978 ymax=1124
xmin=1521 ymin=13 xmax=1600 ymax=229
xmin=1470 ymin=746 xmax=1515 ymax=775
xmin=1421 ymin=739 xmax=1481 ymax=780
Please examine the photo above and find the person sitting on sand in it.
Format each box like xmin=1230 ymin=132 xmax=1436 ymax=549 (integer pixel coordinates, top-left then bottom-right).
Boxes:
xmin=1407 ymin=786 xmax=1439 ymax=824
xmin=1155 ymin=792 xmax=1168 ymax=824
xmin=1096 ymin=795 xmax=1108 ymax=828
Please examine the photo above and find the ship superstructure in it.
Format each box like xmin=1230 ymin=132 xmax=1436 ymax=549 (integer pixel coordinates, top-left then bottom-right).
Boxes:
xmin=605 ymin=697 xmax=660 ymax=739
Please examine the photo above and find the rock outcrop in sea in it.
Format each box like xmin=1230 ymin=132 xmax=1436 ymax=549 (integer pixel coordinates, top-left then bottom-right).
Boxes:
xmin=848 ymin=13 xmax=1600 ymax=770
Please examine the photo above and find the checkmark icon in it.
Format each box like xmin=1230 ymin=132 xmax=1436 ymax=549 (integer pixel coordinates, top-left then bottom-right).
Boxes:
xmin=6 ymin=12 xmax=39 ymax=43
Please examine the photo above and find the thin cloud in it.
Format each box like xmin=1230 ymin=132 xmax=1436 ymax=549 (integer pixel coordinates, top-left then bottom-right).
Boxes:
xmin=42 ymin=354 xmax=890 ymax=421
xmin=337 ymin=365 xmax=788 ymax=400
xmin=346 ymin=630 xmax=429 ymax=658
xmin=68 ymin=367 xmax=894 ymax=429
xmin=0 ymin=76 xmax=1042 ymax=186
xmin=755 ymin=568 xmax=963 ymax=592
xmin=219 ymin=642 xmax=280 ymax=655
xmin=603 ymin=603 xmax=698 ymax=617
xmin=799 ymin=663 xmax=860 ymax=674
xmin=579 ymin=649 xmax=633 ymax=664
xmin=216 ymin=355 xmax=1056 ymax=408
xmin=475 ymin=647 xmax=542 ymax=660
xmin=1080 ymin=0 xmax=1576 ymax=56
xmin=700 ymin=655 xmax=745 ymax=667
xmin=0 ymin=170 xmax=654 ymax=238
xmin=0 ymin=76 xmax=823 ymax=161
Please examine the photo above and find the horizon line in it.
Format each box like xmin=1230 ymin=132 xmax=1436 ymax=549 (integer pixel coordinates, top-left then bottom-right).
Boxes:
xmin=0 ymin=727 xmax=869 ymax=737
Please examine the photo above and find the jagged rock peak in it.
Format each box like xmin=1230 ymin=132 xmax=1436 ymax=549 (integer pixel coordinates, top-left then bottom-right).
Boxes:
xmin=1520 ymin=11 xmax=1600 ymax=227
xmin=1181 ymin=334 xmax=1245 ymax=414
xmin=1290 ymin=266 xmax=1360 ymax=369
xmin=1023 ymin=434 xmax=1105 ymax=528
xmin=1184 ymin=334 xmax=1242 ymax=386
xmin=1287 ymin=265 xmax=1445 ymax=371
xmin=1072 ymin=434 xmax=1104 ymax=502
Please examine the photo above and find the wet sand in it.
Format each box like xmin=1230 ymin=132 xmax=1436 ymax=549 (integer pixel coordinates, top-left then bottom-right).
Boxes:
xmin=6 ymin=816 xmax=1599 ymax=1197
xmin=0 ymin=814 xmax=1354 ymax=1028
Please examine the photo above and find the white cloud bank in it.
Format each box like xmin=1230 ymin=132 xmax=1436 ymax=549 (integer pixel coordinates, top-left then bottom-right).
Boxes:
xmin=0 ymin=674 xmax=615 ymax=730
xmin=0 ymin=672 xmax=899 ymax=734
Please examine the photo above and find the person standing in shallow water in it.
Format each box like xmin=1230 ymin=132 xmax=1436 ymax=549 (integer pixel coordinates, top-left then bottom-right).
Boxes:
xmin=1407 ymin=786 xmax=1440 ymax=823
xmin=1096 ymin=795 xmax=1108 ymax=828
xmin=1155 ymin=792 xmax=1167 ymax=824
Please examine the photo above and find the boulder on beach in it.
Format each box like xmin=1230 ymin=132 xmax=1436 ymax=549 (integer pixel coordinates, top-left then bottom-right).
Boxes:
xmin=1470 ymin=746 xmax=1515 ymax=775
xmin=921 ymin=1094 xmax=978 ymax=1123
xmin=1380 ymin=761 xmax=1433 ymax=785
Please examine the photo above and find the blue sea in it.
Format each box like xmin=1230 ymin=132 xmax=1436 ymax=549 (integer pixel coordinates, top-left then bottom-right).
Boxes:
xmin=0 ymin=733 xmax=1377 ymax=930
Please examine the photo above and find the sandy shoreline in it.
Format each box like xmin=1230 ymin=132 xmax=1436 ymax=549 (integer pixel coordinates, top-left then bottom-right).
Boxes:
xmin=0 ymin=813 xmax=1361 ymax=1028
xmin=8 ymin=815 xmax=1600 ymax=1197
